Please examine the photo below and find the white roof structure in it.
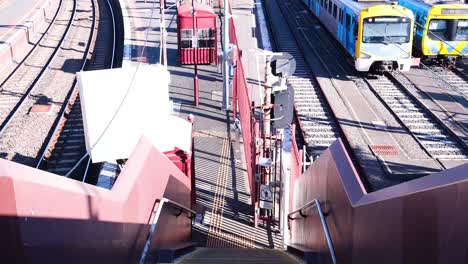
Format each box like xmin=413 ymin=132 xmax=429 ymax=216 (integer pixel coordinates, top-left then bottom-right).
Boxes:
xmin=77 ymin=64 xmax=192 ymax=163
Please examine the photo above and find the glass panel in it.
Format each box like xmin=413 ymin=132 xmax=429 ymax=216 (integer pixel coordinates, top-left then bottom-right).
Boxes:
xmin=363 ymin=17 xmax=411 ymax=44
xmin=197 ymin=29 xmax=215 ymax=47
xmin=181 ymin=29 xmax=193 ymax=39
xmin=428 ymin=19 xmax=448 ymax=41
xmin=345 ymin=14 xmax=350 ymax=30
xmin=181 ymin=40 xmax=192 ymax=48
xmin=456 ymin=20 xmax=468 ymax=40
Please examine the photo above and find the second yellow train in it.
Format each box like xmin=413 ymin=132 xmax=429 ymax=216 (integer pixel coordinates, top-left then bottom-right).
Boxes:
xmin=399 ymin=0 xmax=468 ymax=65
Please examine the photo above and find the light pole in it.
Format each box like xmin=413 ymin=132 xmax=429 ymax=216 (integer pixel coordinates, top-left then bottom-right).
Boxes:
xmin=192 ymin=1 xmax=199 ymax=106
xmin=160 ymin=2 xmax=167 ymax=66
xmin=222 ymin=0 xmax=229 ymax=111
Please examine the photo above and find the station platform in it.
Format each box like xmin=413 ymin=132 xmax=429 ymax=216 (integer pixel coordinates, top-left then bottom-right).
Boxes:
xmin=0 ymin=0 xmax=56 ymax=79
xmin=120 ymin=0 xmax=282 ymax=248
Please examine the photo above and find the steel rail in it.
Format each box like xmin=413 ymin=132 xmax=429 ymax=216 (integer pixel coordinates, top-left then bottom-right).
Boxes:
xmin=63 ymin=0 xmax=159 ymax=179
xmin=139 ymin=198 xmax=196 ymax=264
xmin=393 ymin=72 xmax=468 ymax=141
xmin=442 ymin=67 xmax=468 ymax=98
xmin=386 ymin=73 xmax=468 ymax=158
xmin=288 ymin=199 xmax=337 ymax=264
xmin=263 ymin=0 xmax=341 ymax=161
xmin=365 ymin=73 xmax=468 ymax=162
xmin=80 ymin=0 xmax=117 ymax=182
xmin=36 ymin=0 xmax=117 ymax=182
xmin=0 ymin=0 xmax=78 ymax=136
xmin=285 ymin=0 xmax=467 ymax=163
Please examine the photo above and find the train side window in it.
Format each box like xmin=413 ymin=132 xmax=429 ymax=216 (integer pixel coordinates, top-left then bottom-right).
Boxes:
xmin=324 ymin=0 xmax=327 ymax=8
xmin=333 ymin=4 xmax=337 ymax=18
xmin=345 ymin=13 xmax=350 ymax=30
xmin=181 ymin=29 xmax=193 ymax=48
xmin=339 ymin=9 xmax=343 ymax=23
xmin=328 ymin=0 xmax=332 ymax=13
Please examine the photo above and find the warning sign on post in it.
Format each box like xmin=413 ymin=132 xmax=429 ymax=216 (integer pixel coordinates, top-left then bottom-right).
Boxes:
xmin=259 ymin=184 xmax=273 ymax=210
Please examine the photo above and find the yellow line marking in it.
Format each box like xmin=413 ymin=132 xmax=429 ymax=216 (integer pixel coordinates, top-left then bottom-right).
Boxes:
xmin=203 ymin=130 xmax=257 ymax=248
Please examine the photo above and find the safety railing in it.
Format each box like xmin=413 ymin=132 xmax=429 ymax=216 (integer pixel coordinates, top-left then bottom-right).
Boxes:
xmin=288 ymin=199 xmax=337 ymax=264
xmin=228 ymin=8 xmax=257 ymax=206
xmin=139 ymin=197 xmax=197 ymax=264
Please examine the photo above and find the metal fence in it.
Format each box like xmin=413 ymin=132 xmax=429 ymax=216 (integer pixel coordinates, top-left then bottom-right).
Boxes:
xmin=228 ymin=14 xmax=257 ymax=206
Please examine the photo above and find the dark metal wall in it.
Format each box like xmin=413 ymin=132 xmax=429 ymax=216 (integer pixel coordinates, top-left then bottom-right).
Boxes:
xmin=290 ymin=139 xmax=468 ymax=263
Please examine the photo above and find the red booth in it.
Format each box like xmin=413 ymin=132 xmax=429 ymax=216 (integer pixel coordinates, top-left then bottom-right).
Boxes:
xmin=177 ymin=3 xmax=217 ymax=65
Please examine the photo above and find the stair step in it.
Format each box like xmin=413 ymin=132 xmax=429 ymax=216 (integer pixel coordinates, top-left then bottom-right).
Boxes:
xmin=176 ymin=248 xmax=300 ymax=263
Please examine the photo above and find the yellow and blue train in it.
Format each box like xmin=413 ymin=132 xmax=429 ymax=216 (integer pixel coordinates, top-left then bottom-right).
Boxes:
xmin=301 ymin=0 xmax=414 ymax=71
xmin=399 ymin=0 xmax=468 ymax=64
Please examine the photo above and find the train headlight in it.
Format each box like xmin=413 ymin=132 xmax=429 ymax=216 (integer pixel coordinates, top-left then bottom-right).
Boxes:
xmin=400 ymin=53 xmax=410 ymax=59
xmin=360 ymin=53 xmax=371 ymax=59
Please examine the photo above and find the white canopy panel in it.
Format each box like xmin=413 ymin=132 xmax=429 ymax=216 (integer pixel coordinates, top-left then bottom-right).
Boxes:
xmin=78 ymin=64 xmax=191 ymax=163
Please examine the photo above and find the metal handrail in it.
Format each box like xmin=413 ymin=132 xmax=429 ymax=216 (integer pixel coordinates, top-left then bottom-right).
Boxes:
xmin=139 ymin=197 xmax=196 ymax=264
xmin=288 ymin=199 xmax=337 ymax=264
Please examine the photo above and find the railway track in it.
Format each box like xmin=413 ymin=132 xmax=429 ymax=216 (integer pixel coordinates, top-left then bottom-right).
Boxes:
xmin=263 ymin=0 xmax=340 ymax=159
xmin=365 ymin=74 xmax=468 ymax=162
xmin=0 ymin=0 xmax=101 ymax=169
xmin=0 ymin=0 xmax=75 ymax=135
xmin=268 ymin=0 xmax=468 ymax=180
xmin=435 ymin=67 xmax=468 ymax=98
xmin=36 ymin=0 xmax=119 ymax=183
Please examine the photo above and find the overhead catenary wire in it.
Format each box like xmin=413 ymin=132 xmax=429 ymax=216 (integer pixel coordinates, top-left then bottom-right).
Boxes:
xmin=65 ymin=0 xmax=161 ymax=178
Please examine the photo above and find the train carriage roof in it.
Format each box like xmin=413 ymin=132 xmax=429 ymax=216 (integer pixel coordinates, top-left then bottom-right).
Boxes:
xmin=400 ymin=0 xmax=468 ymax=12
xmin=337 ymin=0 xmax=413 ymax=17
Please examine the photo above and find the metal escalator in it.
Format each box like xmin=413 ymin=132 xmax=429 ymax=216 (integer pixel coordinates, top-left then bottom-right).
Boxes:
xmin=175 ymin=248 xmax=300 ymax=264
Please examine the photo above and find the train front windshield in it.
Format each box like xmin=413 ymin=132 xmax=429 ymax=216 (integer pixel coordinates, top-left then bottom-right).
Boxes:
xmin=428 ymin=19 xmax=468 ymax=41
xmin=362 ymin=17 xmax=411 ymax=44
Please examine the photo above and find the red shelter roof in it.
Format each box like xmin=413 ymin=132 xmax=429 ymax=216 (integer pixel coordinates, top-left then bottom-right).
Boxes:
xmin=177 ymin=3 xmax=215 ymax=18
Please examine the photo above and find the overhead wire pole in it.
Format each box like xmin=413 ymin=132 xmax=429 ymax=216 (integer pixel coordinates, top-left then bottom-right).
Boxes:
xmin=160 ymin=1 xmax=166 ymax=66
xmin=222 ymin=0 xmax=229 ymax=110
xmin=192 ymin=1 xmax=200 ymax=106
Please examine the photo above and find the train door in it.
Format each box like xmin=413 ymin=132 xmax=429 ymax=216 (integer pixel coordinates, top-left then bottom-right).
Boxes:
xmin=350 ymin=16 xmax=357 ymax=55
xmin=344 ymin=12 xmax=351 ymax=51
xmin=337 ymin=7 xmax=343 ymax=43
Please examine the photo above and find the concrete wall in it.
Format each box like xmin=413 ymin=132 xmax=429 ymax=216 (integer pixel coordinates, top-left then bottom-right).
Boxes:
xmin=290 ymin=139 xmax=468 ymax=263
xmin=0 ymin=136 xmax=192 ymax=263
xmin=0 ymin=0 xmax=57 ymax=72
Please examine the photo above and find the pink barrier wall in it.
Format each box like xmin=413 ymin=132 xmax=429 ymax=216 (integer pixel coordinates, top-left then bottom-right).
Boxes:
xmin=289 ymin=124 xmax=302 ymax=231
xmin=0 ymin=136 xmax=192 ymax=263
xmin=0 ymin=0 xmax=56 ymax=72
xmin=290 ymin=139 xmax=468 ymax=263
